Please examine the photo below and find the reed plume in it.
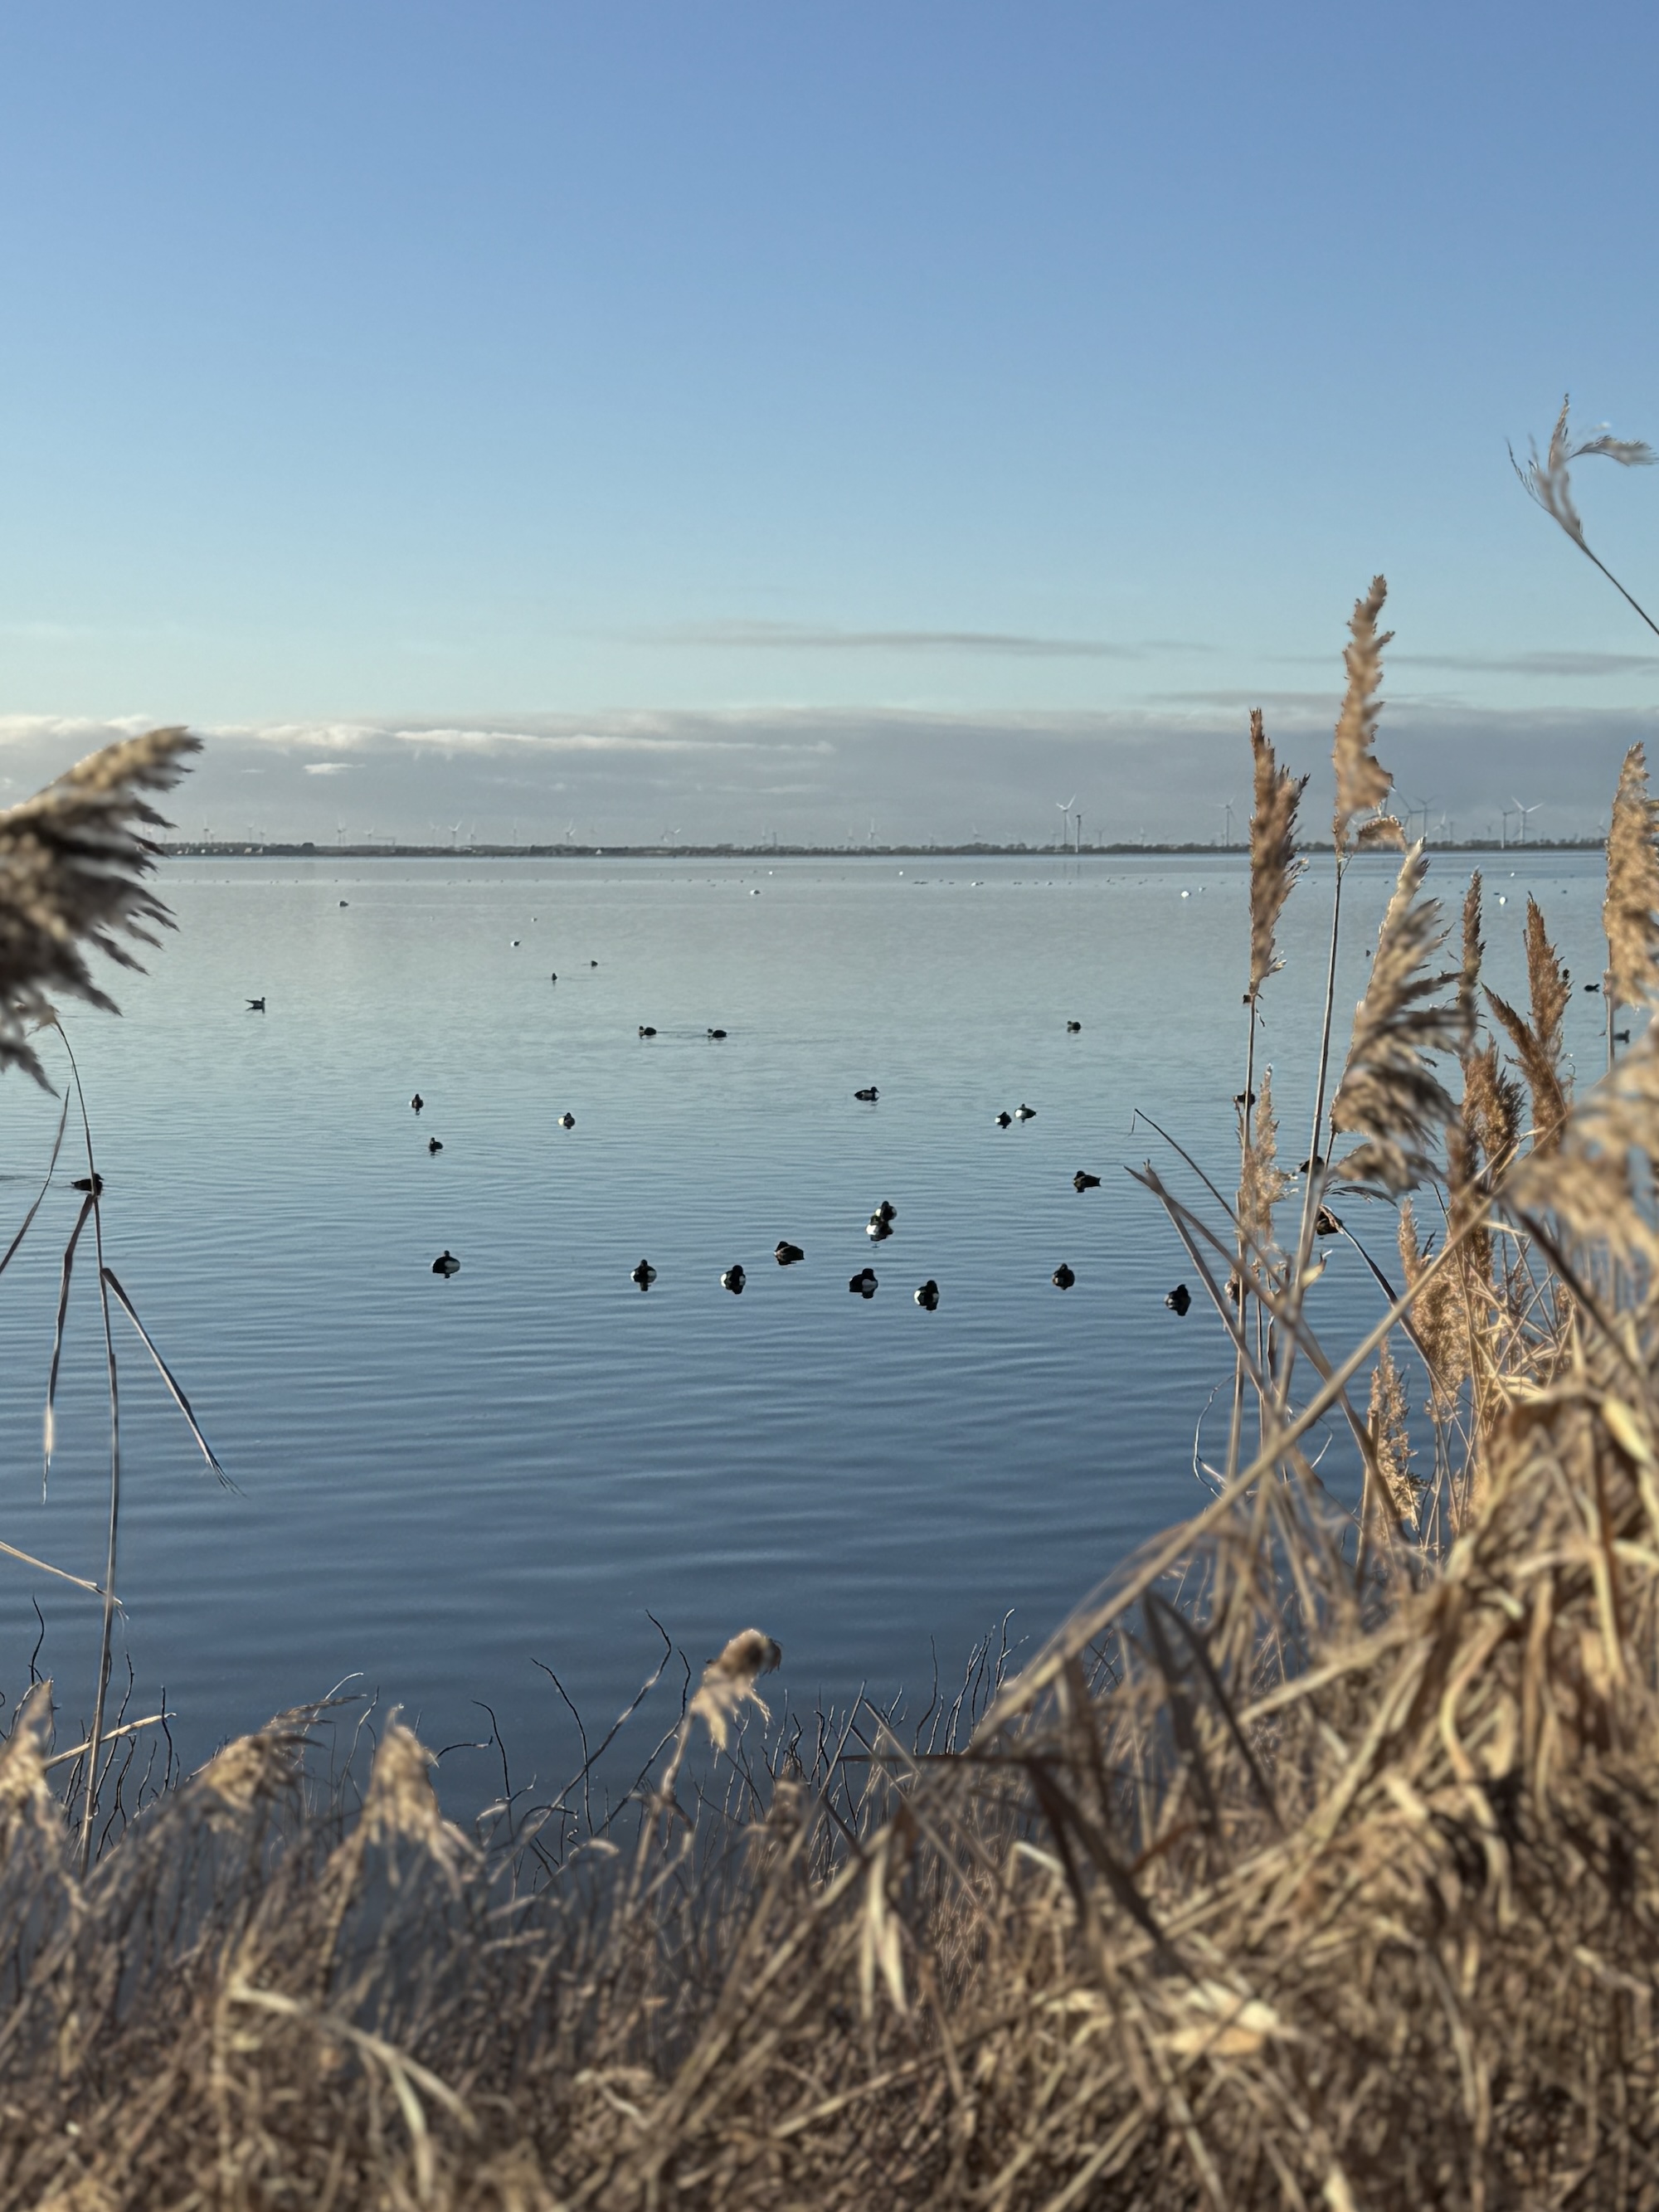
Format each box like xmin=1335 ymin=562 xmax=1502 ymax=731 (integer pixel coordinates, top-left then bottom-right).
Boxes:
xmin=1238 ymin=1066 xmax=1288 ymax=1265
xmin=1397 ymin=1196 xmax=1467 ymax=1413
xmin=1511 ymin=1023 xmax=1659 ymax=1270
xmin=1366 ymin=1335 xmax=1417 ymax=1522
xmin=1484 ymin=896 xmax=1571 ymax=1155
xmin=1513 ymin=394 xmax=1659 ymax=639
xmin=1603 ymin=742 xmax=1659 ymax=1023
xmin=1457 ymin=871 xmax=1483 ymax=1056
xmin=688 ymin=1629 xmax=783 ymax=1751
xmin=1328 ymin=844 xmax=1460 ymax=1190
xmin=0 ymin=727 xmax=199 ymax=1087
xmin=1245 ymin=711 xmax=1304 ymax=1004
xmin=1331 ymin=576 xmax=1399 ymax=853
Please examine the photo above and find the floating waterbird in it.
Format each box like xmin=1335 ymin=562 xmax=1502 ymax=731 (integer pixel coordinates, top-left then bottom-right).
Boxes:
xmin=995 ymin=1111 xmax=1012 ymax=1128
xmin=1052 ymin=1263 xmax=1076 ymax=1290
xmin=775 ymin=1241 xmax=805 ymax=1265
xmin=722 ymin=1263 xmax=746 ymax=1294
xmin=339 ymin=901 xmax=348 ymax=908
xmin=550 ymin=972 xmax=557 ymax=983
xmin=867 ymin=1218 xmax=893 ymax=1242
xmin=427 ymin=1137 xmax=443 ymax=1154
xmin=432 ymin=1251 xmax=460 ymax=1277
xmin=1165 ymin=1283 xmax=1192 ymax=1315
xmin=1014 ymin=1104 xmax=1036 ymax=1121
xmin=511 ymin=939 xmax=521 ymax=947
xmin=708 ymin=1027 xmax=727 ymax=1039
xmin=1315 ymin=1206 xmax=1344 ymax=1237
xmin=411 ymin=1093 xmax=424 ymax=1112
xmin=246 ymin=997 xmax=265 ymax=1012
xmin=1618 ymin=1028 xmax=1632 ymax=1043
xmin=639 ymin=1025 xmax=657 ymax=1037
xmin=1066 ymin=1020 xmax=1082 ymax=1033
xmin=591 ymin=959 xmax=598 ymax=966
xmin=1584 ymin=982 xmax=1602 ymax=993
xmin=1297 ymin=1156 xmax=1326 ymax=1177
xmin=872 ymin=1199 xmax=897 ymax=1224
xmin=854 ymin=1086 xmax=879 ymax=1101
xmin=849 ymin=1268 xmax=878 ymax=1298
xmin=1233 ymin=1090 xmax=1257 ymax=1108
xmin=71 ymin=1174 xmax=104 ymax=1194
xmin=914 ymin=1279 xmax=940 ymax=1310
xmin=631 ymin=1259 xmax=657 ymax=1289
xmin=557 ymin=1112 xmax=575 ymax=1130
xmin=1073 ymin=1170 xmax=1101 ymax=1191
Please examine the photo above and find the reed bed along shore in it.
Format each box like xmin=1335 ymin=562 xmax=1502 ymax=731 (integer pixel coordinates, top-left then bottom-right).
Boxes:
xmin=11 ymin=494 xmax=1659 ymax=2195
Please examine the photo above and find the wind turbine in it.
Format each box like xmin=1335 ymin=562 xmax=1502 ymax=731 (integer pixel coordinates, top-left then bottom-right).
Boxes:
xmin=1499 ymin=804 xmax=1515 ymax=848
xmin=1512 ymin=796 xmax=1540 ymax=846
xmin=1073 ymin=807 xmax=1083 ymax=853
xmin=1056 ymin=795 xmax=1075 ymax=851
xmin=1215 ymin=800 xmax=1236 ymax=848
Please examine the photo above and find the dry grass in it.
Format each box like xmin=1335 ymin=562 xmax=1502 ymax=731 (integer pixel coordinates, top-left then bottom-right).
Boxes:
xmin=10 ymin=629 xmax=1659 ymax=2205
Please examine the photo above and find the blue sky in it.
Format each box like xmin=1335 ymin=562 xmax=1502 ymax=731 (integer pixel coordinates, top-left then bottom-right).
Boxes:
xmin=1 ymin=2 xmax=1657 ymax=841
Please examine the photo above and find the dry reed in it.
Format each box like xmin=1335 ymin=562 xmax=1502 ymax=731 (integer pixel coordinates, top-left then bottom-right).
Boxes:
xmin=10 ymin=598 xmax=1659 ymax=2206
xmin=0 ymin=727 xmax=198 ymax=1087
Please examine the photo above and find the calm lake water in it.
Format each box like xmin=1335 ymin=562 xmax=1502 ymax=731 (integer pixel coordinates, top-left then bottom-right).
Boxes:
xmin=0 ymin=848 xmax=1619 ymax=1802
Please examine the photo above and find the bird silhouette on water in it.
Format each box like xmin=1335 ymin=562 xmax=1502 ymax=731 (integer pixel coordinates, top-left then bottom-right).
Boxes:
xmin=427 ymin=1137 xmax=443 ymax=1154
xmin=708 ymin=1027 xmax=727 ymax=1040
xmin=995 ymin=1111 xmax=1012 ymax=1128
xmin=631 ymin=1259 xmax=657 ymax=1289
xmin=1165 ymin=1283 xmax=1191 ymax=1315
xmin=557 ymin=1113 xmax=575 ymax=1129
xmin=1014 ymin=1103 xmax=1036 ymax=1121
xmin=638 ymin=1025 xmax=657 ymax=1037
xmin=853 ymin=1086 xmax=878 ymax=1102
xmin=914 ymin=1279 xmax=939 ymax=1310
xmin=411 ymin=1093 xmax=424 ymax=1112
xmin=432 ymin=1251 xmax=460 ymax=1277
xmin=71 ymin=1174 xmax=104 ymax=1194
xmin=866 ymin=1198 xmax=898 ymax=1243
xmin=1052 ymin=1263 xmax=1076 ymax=1290
xmin=722 ymin=1263 xmax=746 ymax=1294
xmin=775 ymin=1241 xmax=805 ymax=1266
xmin=1073 ymin=1170 xmax=1101 ymax=1192
xmin=849 ymin=1267 xmax=878 ymax=1299
xmin=246 ymin=997 xmax=265 ymax=1012
xmin=1066 ymin=1020 xmax=1082 ymax=1033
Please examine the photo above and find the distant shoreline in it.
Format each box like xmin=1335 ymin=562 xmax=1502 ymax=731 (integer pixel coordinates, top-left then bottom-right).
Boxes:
xmin=157 ymin=838 xmax=1608 ymax=861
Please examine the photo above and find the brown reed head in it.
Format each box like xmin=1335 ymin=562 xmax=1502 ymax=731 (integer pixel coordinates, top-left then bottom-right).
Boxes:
xmin=1245 ymin=710 xmax=1305 ymax=1004
xmin=1603 ymin=741 xmax=1659 ymax=1014
xmin=689 ymin=1628 xmax=783 ymax=1751
xmin=1511 ymin=393 xmax=1655 ymax=552
xmin=1484 ymin=896 xmax=1572 ymax=1156
xmin=0 ymin=726 xmax=199 ymax=1086
xmin=1331 ymin=576 xmax=1395 ymax=853
xmin=1329 ymin=843 xmax=1461 ymax=1189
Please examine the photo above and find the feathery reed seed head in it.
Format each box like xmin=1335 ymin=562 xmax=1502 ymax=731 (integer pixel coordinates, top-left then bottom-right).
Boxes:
xmin=1331 ymin=577 xmax=1394 ymax=854
xmin=1603 ymin=743 xmax=1659 ymax=1014
xmin=690 ymin=1628 xmax=783 ymax=1751
xmin=1246 ymin=710 xmax=1306 ymax=1003
xmin=1511 ymin=394 xmax=1655 ymax=551
xmin=1329 ymin=843 xmax=1461 ymax=1191
xmin=0 ymin=726 xmax=199 ymax=1087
